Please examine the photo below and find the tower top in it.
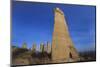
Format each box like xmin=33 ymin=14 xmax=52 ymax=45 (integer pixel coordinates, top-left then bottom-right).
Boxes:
xmin=54 ymin=7 xmax=64 ymax=15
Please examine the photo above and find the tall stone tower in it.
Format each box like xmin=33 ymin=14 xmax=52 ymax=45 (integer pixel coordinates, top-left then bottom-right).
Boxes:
xmin=51 ymin=8 xmax=79 ymax=63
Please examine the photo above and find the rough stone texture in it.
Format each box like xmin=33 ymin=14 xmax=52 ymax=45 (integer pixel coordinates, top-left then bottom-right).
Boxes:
xmin=51 ymin=8 xmax=79 ymax=63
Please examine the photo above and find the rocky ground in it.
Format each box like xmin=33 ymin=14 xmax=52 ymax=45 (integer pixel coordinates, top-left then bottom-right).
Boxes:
xmin=12 ymin=46 xmax=52 ymax=66
xmin=11 ymin=46 xmax=96 ymax=66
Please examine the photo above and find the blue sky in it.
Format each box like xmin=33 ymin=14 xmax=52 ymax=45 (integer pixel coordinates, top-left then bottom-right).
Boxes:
xmin=12 ymin=1 xmax=96 ymax=52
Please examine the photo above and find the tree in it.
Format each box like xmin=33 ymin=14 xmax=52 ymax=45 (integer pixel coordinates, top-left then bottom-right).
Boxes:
xmin=32 ymin=43 xmax=36 ymax=52
xmin=22 ymin=42 xmax=27 ymax=49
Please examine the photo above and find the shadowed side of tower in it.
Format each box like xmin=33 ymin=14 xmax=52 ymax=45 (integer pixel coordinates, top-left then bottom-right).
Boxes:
xmin=51 ymin=8 xmax=79 ymax=63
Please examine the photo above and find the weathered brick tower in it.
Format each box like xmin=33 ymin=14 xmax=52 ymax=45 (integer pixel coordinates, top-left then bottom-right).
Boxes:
xmin=51 ymin=8 xmax=79 ymax=63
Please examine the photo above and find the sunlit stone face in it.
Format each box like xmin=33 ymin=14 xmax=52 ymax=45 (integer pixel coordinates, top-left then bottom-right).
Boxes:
xmin=52 ymin=8 xmax=79 ymax=63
